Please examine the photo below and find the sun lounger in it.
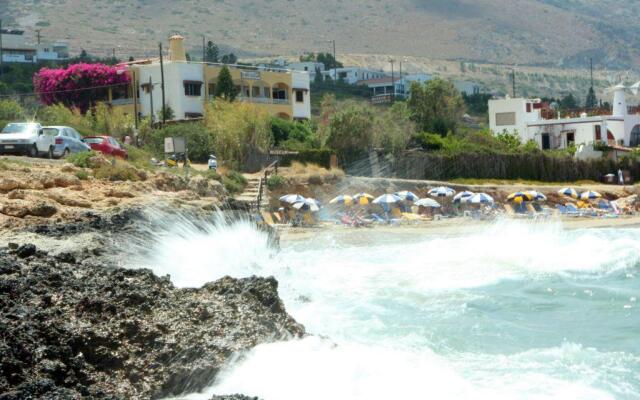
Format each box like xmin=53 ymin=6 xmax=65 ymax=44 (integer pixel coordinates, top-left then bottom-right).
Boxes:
xmin=261 ymin=211 xmax=275 ymax=226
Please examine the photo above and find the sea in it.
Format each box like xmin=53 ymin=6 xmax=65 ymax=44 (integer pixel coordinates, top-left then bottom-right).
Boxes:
xmin=132 ymin=214 xmax=640 ymax=400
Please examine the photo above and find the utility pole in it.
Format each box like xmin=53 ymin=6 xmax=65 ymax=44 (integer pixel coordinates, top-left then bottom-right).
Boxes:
xmin=149 ymin=76 xmax=154 ymax=124
xmin=399 ymin=59 xmax=403 ymax=99
xmin=112 ymin=48 xmax=116 ymax=62
xmin=512 ymin=67 xmax=516 ymax=97
xmin=159 ymin=42 xmax=166 ymax=126
xmin=35 ymin=29 xmax=41 ymax=44
xmin=0 ymin=19 xmax=4 ymax=79
xmin=389 ymin=58 xmax=395 ymax=103
xmin=202 ymin=35 xmax=206 ymax=63
xmin=328 ymin=39 xmax=336 ymax=85
xmin=132 ymin=69 xmax=138 ymax=130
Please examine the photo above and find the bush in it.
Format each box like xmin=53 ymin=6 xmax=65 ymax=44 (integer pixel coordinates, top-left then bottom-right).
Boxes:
xmin=220 ymin=170 xmax=247 ymax=194
xmin=123 ymin=144 xmax=154 ymax=170
xmin=145 ymin=122 xmax=213 ymax=163
xmin=0 ymin=100 xmax=24 ymax=121
xmin=266 ymin=174 xmax=285 ymax=190
xmin=414 ymin=132 xmax=444 ymax=150
xmin=74 ymin=170 xmax=89 ymax=180
xmin=271 ymin=117 xmax=319 ymax=149
xmin=66 ymin=151 xmax=98 ymax=168
xmin=93 ymin=161 xmax=145 ymax=182
xmin=280 ymin=149 xmax=333 ymax=169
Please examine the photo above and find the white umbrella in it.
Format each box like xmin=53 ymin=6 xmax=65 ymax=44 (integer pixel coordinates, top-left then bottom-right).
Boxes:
xmin=279 ymin=194 xmax=305 ymax=204
xmin=526 ymin=190 xmax=547 ymax=202
xmin=415 ymin=198 xmax=441 ymax=208
xmin=292 ymin=198 xmax=321 ymax=212
xmin=558 ymin=187 xmax=578 ymax=199
xmin=453 ymin=191 xmax=474 ymax=204
xmin=429 ymin=186 xmax=456 ymax=197
xmin=467 ymin=193 xmax=494 ymax=204
xmin=372 ymin=194 xmax=403 ymax=205
xmin=395 ymin=191 xmax=420 ymax=202
xmin=580 ymin=191 xmax=602 ymax=200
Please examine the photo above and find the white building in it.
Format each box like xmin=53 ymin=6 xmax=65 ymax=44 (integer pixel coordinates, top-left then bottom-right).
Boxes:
xmin=489 ymin=85 xmax=640 ymax=151
xmin=323 ymin=67 xmax=386 ymax=84
xmin=288 ymin=62 xmax=325 ymax=81
xmin=0 ymin=29 xmax=69 ymax=63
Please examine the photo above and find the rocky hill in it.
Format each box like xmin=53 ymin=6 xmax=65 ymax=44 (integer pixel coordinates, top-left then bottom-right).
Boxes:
xmin=2 ymin=0 xmax=639 ymax=69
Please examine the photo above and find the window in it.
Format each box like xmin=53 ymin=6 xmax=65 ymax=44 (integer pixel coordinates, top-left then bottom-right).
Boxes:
xmin=495 ymin=112 xmax=516 ymax=126
xmin=141 ymin=83 xmax=151 ymax=94
xmin=183 ymin=81 xmax=202 ymax=96
xmin=631 ymin=125 xmax=640 ymax=147
xmin=595 ymin=125 xmax=602 ymax=141
xmin=526 ymin=103 xmax=532 ymax=113
xmin=295 ymin=90 xmax=304 ymax=103
xmin=565 ymin=131 xmax=575 ymax=146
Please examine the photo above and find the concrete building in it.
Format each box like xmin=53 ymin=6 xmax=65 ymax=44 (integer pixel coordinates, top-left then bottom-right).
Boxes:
xmin=288 ymin=62 xmax=324 ymax=81
xmin=323 ymin=67 xmax=386 ymax=84
xmin=488 ymin=84 xmax=640 ymax=152
xmin=114 ymin=35 xmax=311 ymax=121
xmin=0 ymin=29 xmax=69 ymax=63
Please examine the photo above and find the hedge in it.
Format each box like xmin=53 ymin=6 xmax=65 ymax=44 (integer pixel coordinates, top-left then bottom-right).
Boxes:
xmin=279 ymin=149 xmax=333 ymax=169
xmin=391 ymin=151 xmax=640 ymax=182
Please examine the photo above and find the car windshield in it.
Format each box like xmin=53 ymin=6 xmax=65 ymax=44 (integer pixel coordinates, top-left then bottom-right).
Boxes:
xmin=1 ymin=123 xmax=38 ymax=135
xmin=83 ymin=138 xmax=104 ymax=144
xmin=42 ymin=128 xmax=60 ymax=136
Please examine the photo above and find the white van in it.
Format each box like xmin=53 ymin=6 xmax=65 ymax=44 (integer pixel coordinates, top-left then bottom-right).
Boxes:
xmin=0 ymin=122 xmax=55 ymax=158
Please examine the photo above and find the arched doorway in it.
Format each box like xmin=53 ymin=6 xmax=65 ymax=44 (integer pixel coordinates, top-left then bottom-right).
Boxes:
xmin=630 ymin=125 xmax=640 ymax=147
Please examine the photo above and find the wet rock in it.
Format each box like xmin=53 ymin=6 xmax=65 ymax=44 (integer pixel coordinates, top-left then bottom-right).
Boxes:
xmin=15 ymin=244 xmax=36 ymax=258
xmin=0 ymin=247 xmax=304 ymax=399
xmin=210 ymin=396 xmax=261 ymax=400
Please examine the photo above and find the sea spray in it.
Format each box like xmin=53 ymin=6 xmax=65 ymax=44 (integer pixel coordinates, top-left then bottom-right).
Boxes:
xmin=118 ymin=212 xmax=640 ymax=399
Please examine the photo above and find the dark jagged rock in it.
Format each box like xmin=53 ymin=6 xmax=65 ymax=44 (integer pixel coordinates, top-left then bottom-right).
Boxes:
xmin=15 ymin=244 xmax=36 ymax=258
xmin=210 ymin=396 xmax=261 ymax=400
xmin=0 ymin=249 xmax=304 ymax=399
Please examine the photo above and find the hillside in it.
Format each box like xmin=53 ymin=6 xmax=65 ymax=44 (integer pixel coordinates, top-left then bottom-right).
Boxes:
xmin=2 ymin=0 xmax=640 ymax=69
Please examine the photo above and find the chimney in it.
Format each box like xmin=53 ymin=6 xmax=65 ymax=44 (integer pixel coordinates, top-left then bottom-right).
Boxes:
xmin=612 ymin=83 xmax=627 ymax=117
xmin=168 ymin=35 xmax=186 ymax=62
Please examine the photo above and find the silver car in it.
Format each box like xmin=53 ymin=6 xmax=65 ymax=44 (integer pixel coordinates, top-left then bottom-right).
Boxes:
xmin=43 ymin=126 xmax=91 ymax=158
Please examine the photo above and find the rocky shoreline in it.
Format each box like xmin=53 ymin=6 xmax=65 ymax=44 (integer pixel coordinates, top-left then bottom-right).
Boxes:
xmin=0 ymin=209 xmax=298 ymax=399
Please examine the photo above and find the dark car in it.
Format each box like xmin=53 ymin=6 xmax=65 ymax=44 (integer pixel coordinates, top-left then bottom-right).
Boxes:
xmin=83 ymin=136 xmax=128 ymax=159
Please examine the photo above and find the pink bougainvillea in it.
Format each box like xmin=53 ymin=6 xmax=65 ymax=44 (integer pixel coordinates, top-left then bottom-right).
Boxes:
xmin=33 ymin=63 xmax=131 ymax=113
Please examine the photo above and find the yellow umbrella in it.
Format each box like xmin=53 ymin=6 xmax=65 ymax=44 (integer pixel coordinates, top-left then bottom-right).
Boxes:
xmin=329 ymin=195 xmax=354 ymax=206
xmin=353 ymin=193 xmax=375 ymax=206
xmin=507 ymin=192 xmax=534 ymax=203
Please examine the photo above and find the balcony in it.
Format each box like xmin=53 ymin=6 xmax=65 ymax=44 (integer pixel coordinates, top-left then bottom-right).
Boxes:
xmin=236 ymin=96 xmax=290 ymax=105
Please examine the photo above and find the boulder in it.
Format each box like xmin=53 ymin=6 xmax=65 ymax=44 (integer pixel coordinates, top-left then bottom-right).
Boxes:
xmin=188 ymin=175 xmax=226 ymax=198
xmin=0 ymin=200 xmax=57 ymax=218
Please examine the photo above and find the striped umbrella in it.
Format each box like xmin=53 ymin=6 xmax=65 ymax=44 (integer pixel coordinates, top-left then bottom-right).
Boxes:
xmin=415 ymin=198 xmax=441 ymax=208
xmin=507 ymin=191 xmax=535 ymax=203
xmin=329 ymin=195 xmax=354 ymax=206
xmin=526 ymin=190 xmax=547 ymax=202
xmin=558 ymin=187 xmax=579 ymax=199
xmin=353 ymin=193 xmax=375 ymax=206
xmin=580 ymin=190 xmax=602 ymax=200
xmin=453 ymin=191 xmax=474 ymax=204
xmin=467 ymin=193 xmax=494 ymax=204
xmin=395 ymin=190 xmax=420 ymax=202
xmin=372 ymin=194 xmax=403 ymax=206
xmin=429 ymin=186 xmax=456 ymax=197
xmin=279 ymin=194 xmax=306 ymax=204
xmin=293 ymin=198 xmax=321 ymax=213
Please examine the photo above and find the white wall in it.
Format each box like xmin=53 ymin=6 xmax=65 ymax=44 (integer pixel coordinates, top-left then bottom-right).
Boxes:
xmin=489 ymin=98 xmax=533 ymax=142
xmin=292 ymin=71 xmax=311 ymax=119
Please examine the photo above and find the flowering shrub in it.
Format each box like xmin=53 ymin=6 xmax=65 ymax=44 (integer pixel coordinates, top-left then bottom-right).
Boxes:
xmin=33 ymin=63 xmax=130 ymax=113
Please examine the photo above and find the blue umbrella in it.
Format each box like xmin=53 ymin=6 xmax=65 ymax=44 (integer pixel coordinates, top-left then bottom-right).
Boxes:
xmin=558 ymin=187 xmax=578 ymax=199
xmin=279 ymin=194 xmax=305 ymax=204
xmin=293 ymin=198 xmax=321 ymax=212
xmin=429 ymin=186 xmax=456 ymax=197
xmin=467 ymin=193 xmax=494 ymax=204
xmin=372 ymin=194 xmax=403 ymax=205
xmin=580 ymin=191 xmax=602 ymax=200
xmin=395 ymin=190 xmax=420 ymax=202
xmin=415 ymin=198 xmax=441 ymax=208
xmin=453 ymin=191 xmax=474 ymax=204
xmin=526 ymin=190 xmax=547 ymax=202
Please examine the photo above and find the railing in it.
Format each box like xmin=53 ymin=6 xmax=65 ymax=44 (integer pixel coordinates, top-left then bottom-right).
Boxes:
xmin=272 ymin=98 xmax=290 ymax=105
xmin=237 ymin=96 xmax=290 ymax=106
xmin=256 ymin=159 xmax=279 ymax=212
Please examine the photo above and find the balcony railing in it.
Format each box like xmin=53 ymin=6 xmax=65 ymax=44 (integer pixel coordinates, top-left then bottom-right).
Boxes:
xmin=236 ymin=96 xmax=290 ymax=105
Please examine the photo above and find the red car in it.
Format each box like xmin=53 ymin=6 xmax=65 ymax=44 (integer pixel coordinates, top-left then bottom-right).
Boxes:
xmin=83 ymin=136 xmax=128 ymax=159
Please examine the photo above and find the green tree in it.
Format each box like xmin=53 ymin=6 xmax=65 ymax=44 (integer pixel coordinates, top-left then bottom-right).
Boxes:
xmin=316 ymin=53 xmax=343 ymax=70
xmin=214 ymin=66 xmax=239 ymax=101
xmin=221 ymin=53 xmax=237 ymax=64
xmin=206 ymin=41 xmax=219 ymax=63
xmin=408 ymin=78 xmax=465 ymax=136
xmin=313 ymin=67 xmax=324 ymax=85
xmin=0 ymin=100 xmax=24 ymax=121
xmin=559 ymin=93 xmax=578 ymax=110
xmin=326 ymin=101 xmax=375 ymax=153
xmin=159 ymin=104 xmax=175 ymax=121
xmin=373 ymin=102 xmax=415 ymax=153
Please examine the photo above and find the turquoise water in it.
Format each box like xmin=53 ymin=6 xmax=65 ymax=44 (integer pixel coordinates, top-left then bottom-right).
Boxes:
xmin=142 ymin=217 xmax=640 ymax=399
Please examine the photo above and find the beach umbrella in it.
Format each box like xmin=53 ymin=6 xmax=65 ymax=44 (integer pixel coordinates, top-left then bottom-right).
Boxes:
xmin=372 ymin=194 xmax=403 ymax=206
xmin=580 ymin=190 xmax=602 ymax=200
xmin=453 ymin=191 xmax=474 ymax=204
xmin=395 ymin=190 xmax=420 ymax=202
xmin=429 ymin=186 xmax=456 ymax=197
xmin=292 ymin=198 xmax=321 ymax=213
xmin=467 ymin=193 xmax=494 ymax=205
xmin=329 ymin=195 xmax=354 ymax=206
xmin=415 ymin=198 xmax=441 ymax=208
xmin=353 ymin=193 xmax=375 ymax=205
xmin=558 ymin=187 xmax=579 ymax=199
xmin=279 ymin=194 xmax=305 ymax=204
xmin=507 ymin=191 xmax=535 ymax=203
xmin=526 ymin=190 xmax=547 ymax=202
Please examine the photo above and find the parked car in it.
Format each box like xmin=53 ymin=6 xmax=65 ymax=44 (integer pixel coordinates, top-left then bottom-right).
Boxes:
xmin=82 ymin=135 xmax=128 ymax=159
xmin=43 ymin=126 xmax=91 ymax=158
xmin=0 ymin=122 xmax=55 ymax=158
